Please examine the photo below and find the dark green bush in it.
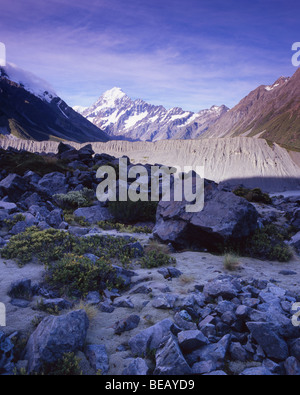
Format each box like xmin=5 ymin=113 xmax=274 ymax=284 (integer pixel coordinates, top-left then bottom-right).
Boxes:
xmin=40 ymin=352 xmax=82 ymax=376
xmin=233 ymin=187 xmax=272 ymax=204
xmin=140 ymin=250 xmax=176 ymax=268
xmin=244 ymin=224 xmax=293 ymax=262
xmin=47 ymin=253 xmax=122 ymax=297
xmin=1 ymin=227 xmax=75 ymax=266
xmin=54 ymin=188 xmax=95 ymax=210
xmin=1 ymin=227 xmax=140 ymax=267
xmin=3 ymin=214 xmax=26 ymax=230
xmin=108 ymin=200 xmax=158 ymax=223
xmin=227 ymin=224 xmax=293 ymax=262
xmin=97 ymin=220 xmax=152 ymax=234
xmin=0 ymin=149 xmax=70 ymax=176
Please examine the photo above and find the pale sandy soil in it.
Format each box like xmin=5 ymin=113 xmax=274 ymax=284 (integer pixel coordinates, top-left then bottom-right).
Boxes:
xmin=1 ymin=249 xmax=299 ymax=374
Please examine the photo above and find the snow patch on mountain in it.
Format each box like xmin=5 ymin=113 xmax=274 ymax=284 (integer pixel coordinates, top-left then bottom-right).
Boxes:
xmin=0 ymin=63 xmax=57 ymax=103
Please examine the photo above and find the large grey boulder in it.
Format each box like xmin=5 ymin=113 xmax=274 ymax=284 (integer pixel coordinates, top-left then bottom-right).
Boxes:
xmin=246 ymin=322 xmax=289 ymax=361
xmin=178 ymin=330 xmax=209 ymax=353
xmin=0 ymin=174 xmax=28 ymax=202
xmin=291 ymin=209 xmax=300 ymax=231
xmin=0 ymin=201 xmax=17 ymax=213
xmin=0 ymin=331 xmax=14 ymax=373
xmin=204 ymin=278 xmax=239 ymax=300
xmin=154 ymin=179 xmax=258 ymax=250
xmin=38 ymin=172 xmax=67 ymax=195
xmin=128 ymin=319 xmax=173 ymax=357
xmin=154 ymin=335 xmax=192 ymax=375
xmin=25 ymin=310 xmax=89 ymax=373
xmin=186 ymin=334 xmax=231 ymax=369
xmin=74 ymin=205 xmax=113 ymax=224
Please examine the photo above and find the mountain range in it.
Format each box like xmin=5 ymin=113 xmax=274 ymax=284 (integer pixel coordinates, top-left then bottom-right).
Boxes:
xmin=75 ymin=69 xmax=300 ymax=150
xmin=75 ymin=87 xmax=228 ymax=141
xmin=0 ymin=62 xmax=299 ymax=152
xmin=0 ymin=64 xmax=109 ymax=143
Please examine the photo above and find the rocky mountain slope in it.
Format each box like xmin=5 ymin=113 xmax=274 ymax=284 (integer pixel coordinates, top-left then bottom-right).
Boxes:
xmin=202 ymin=68 xmax=300 ymax=151
xmin=76 ymin=87 xmax=228 ymax=141
xmin=0 ymin=64 xmax=109 ymax=143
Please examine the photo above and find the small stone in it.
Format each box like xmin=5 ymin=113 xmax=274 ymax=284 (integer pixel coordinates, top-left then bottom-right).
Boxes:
xmin=178 ymin=330 xmax=209 ymax=353
xmin=114 ymin=315 xmax=140 ymax=335
xmin=85 ymin=344 xmax=109 ymax=374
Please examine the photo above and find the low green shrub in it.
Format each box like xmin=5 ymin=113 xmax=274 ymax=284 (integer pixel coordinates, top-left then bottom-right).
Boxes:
xmin=54 ymin=188 xmax=95 ymax=210
xmin=47 ymin=253 xmax=122 ymax=297
xmin=108 ymin=200 xmax=158 ymax=223
xmin=41 ymin=352 xmax=82 ymax=376
xmin=245 ymin=224 xmax=293 ymax=262
xmin=97 ymin=220 xmax=152 ymax=234
xmin=227 ymin=224 xmax=293 ymax=262
xmin=233 ymin=187 xmax=272 ymax=204
xmin=140 ymin=250 xmax=176 ymax=268
xmin=0 ymin=149 xmax=70 ymax=176
xmin=1 ymin=227 xmax=75 ymax=266
xmin=73 ymin=234 xmax=138 ymax=267
xmin=3 ymin=214 xmax=26 ymax=231
xmin=1 ymin=227 xmax=139 ymax=267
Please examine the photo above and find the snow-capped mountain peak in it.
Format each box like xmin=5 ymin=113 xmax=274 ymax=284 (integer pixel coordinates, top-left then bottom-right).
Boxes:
xmin=0 ymin=63 xmax=57 ymax=103
xmin=75 ymin=89 xmax=229 ymax=141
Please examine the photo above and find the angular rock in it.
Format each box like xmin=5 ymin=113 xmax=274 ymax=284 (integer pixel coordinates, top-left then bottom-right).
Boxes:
xmin=284 ymin=356 xmax=300 ymax=375
xmin=0 ymin=201 xmax=17 ymax=213
xmin=46 ymin=209 xmax=63 ymax=228
xmin=154 ymin=335 xmax=192 ymax=375
xmin=114 ymin=315 xmax=140 ymax=335
xmin=247 ymin=322 xmax=289 ymax=360
xmin=240 ymin=367 xmax=273 ymax=375
xmin=85 ymin=291 xmax=101 ymax=305
xmin=25 ymin=310 xmax=89 ymax=373
xmin=158 ymin=267 xmax=182 ymax=279
xmin=290 ymin=338 xmax=300 ymax=361
xmin=85 ymin=344 xmax=109 ymax=374
xmin=73 ymin=205 xmax=113 ymax=224
xmin=204 ymin=278 xmax=239 ymax=300
xmin=38 ymin=172 xmax=67 ymax=195
xmin=152 ymin=294 xmax=178 ymax=310
xmin=123 ymin=358 xmax=150 ymax=375
xmin=128 ymin=319 xmax=173 ymax=357
xmin=154 ymin=180 xmax=258 ymax=251
xmin=229 ymin=342 xmax=248 ymax=362
xmin=0 ymin=174 xmax=27 ymax=202
xmin=192 ymin=360 xmax=216 ymax=375
xmin=186 ymin=334 xmax=231 ymax=369
xmin=178 ymin=330 xmax=209 ymax=353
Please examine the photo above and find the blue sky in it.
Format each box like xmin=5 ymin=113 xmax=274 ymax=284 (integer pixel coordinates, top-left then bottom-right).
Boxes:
xmin=0 ymin=0 xmax=299 ymax=112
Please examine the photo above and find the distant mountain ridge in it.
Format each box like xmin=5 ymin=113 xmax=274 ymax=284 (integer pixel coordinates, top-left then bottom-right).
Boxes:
xmin=0 ymin=63 xmax=109 ymax=143
xmin=202 ymin=68 xmax=300 ymax=151
xmin=76 ymin=87 xmax=228 ymax=141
